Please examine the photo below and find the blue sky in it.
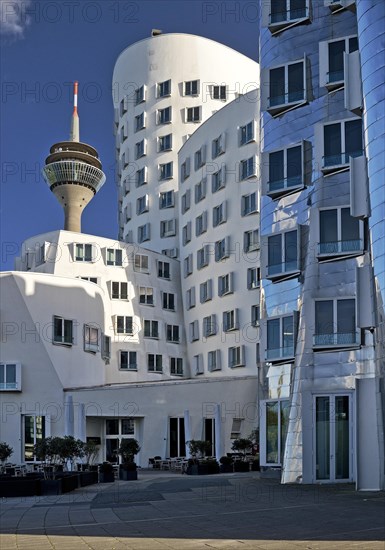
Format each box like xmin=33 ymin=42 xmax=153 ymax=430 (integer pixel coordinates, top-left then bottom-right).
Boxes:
xmin=0 ymin=0 xmax=259 ymax=270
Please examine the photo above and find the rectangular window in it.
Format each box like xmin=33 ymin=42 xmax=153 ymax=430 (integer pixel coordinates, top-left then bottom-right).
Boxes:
xmin=139 ymin=286 xmax=154 ymax=305
xmin=223 ymin=309 xmax=239 ymax=332
xmin=166 ymin=324 xmax=180 ymax=343
xmin=268 ymin=60 xmax=305 ymax=114
xmin=148 ymin=354 xmax=163 ymax=372
xmin=266 ymin=315 xmax=295 ymax=360
xmin=144 ymin=320 xmax=159 ymax=339
xmin=116 ymin=316 xmax=133 ymax=335
xmin=136 ymin=194 xmax=149 ymax=214
xmin=75 ymin=243 xmax=93 ymax=262
xmin=23 ymin=415 xmax=46 ymax=461
xmin=135 ymin=112 xmax=145 ymax=132
xmin=157 ymin=260 xmax=170 ymax=279
xmin=251 ymin=305 xmax=260 ymax=327
xmin=184 ymin=80 xmax=199 ymax=96
xmin=120 ymin=351 xmax=137 ymax=370
xmin=215 ymin=237 xmax=230 ymax=262
xmin=194 ymin=146 xmax=206 ymax=170
xmin=107 ymin=248 xmax=123 ymax=266
xmin=80 ymin=276 xmax=98 ymax=284
xmin=84 ymin=324 xmax=99 ymax=353
xmin=120 ymin=124 xmax=128 ymax=143
xmin=267 ymin=230 xmax=298 ymax=278
xmin=212 ymin=166 xmax=226 ymax=192
xmin=319 ymin=207 xmax=362 ymax=257
xmin=190 ymin=320 xmax=199 ymax=342
xmin=158 ymin=106 xmax=172 ymax=124
xmin=162 ymin=292 xmax=175 ymax=311
xmin=200 ymin=279 xmax=213 ymax=303
xmin=218 ymin=272 xmax=234 ymax=296
xmin=212 ymin=134 xmax=225 ymax=158
xmin=170 ymin=357 xmax=183 ymax=376
xmin=195 ymin=211 xmax=208 ymax=236
xmin=268 ymin=0 xmax=309 ymax=31
xmin=203 ymin=314 xmax=217 ymax=337
xmin=268 ymin=144 xmax=303 ymax=196
xmin=159 ymin=162 xmax=173 ymax=180
xmin=181 ymin=158 xmax=191 ymax=181
xmin=181 ymin=190 xmax=191 ymax=214
xmin=194 ymin=354 xmax=204 ymax=375
xmin=213 ymin=201 xmax=227 ymax=226
xmin=138 ymin=223 xmax=150 ymax=243
xmin=186 ymin=287 xmax=196 ymax=309
xmin=320 ymin=35 xmax=359 ymax=90
xmin=160 ymin=190 xmax=174 ymax=209
xmin=134 ymin=254 xmax=149 ymax=273
xmin=53 ymin=316 xmax=73 ymax=345
xmin=158 ymin=79 xmax=171 ymax=97
xmin=136 ymin=166 xmax=147 ymax=187
xmin=244 ymin=229 xmax=259 ymax=253
xmin=101 ymin=334 xmax=111 ymax=361
xmin=195 ymin=179 xmax=207 ymax=202
xmin=314 ymin=298 xmax=357 ymax=347
xmin=160 ymin=219 xmax=176 ymax=237
xmin=241 ymin=192 xmax=258 ymax=216
xmin=228 ymin=346 xmax=245 ymax=368
xmin=135 ymin=85 xmax=145 ymax=105
xmin=186 ymin=106 xmax=201 ymax=122
xmin=212 ymin=85 xmax=227 ymax=100
xmin=135 ymin=139 xmax=146 ymax=159
xmin=120 ymin=97 xmax=127 ymax=116
xmin=208 ymin=350 xmax=221 ymax=372
xmin=158 ymin=133 xmax=172 ymax=152
xmin=0 ymin=363 xmax=21 ymax=391
xmin=240 ymin=157 xmax=256 ymax=180
xmin=240 ymin=121 xmax=254 ymax=145
xmin=322 ymin=119 xmax=363 ymax=170
xmin=197 ymin=245 xmax=210 ymax=269
xmin=247 ymin=267 xmax=260 ymax=289
xmin=182 ymin=222 xmax=192 ymax=245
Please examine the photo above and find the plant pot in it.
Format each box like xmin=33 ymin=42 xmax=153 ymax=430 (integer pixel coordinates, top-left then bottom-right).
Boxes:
xmin=233 ymin=461 xmax=250 ymax=472
xmin=220 ymin=464 xmax=233 ymax=473
xmin=79 ymin=471 xmax=98 ymax=486
xmin=99 ymin=471 xmax=115 ymax=483
xmin=186 ymin=464 xmax=199 ymax=475
xmin=40 ymin=479 xmax=62 ymax=495
xmin=251 ymin=460 xmax=260 ymax=471
xmin=119 ymin=469 xmax=138 ymax=481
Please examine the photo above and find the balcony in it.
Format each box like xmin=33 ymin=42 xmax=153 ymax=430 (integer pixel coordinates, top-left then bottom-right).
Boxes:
xmin=268 ymin=5 xmax=310 ymax=33
xmin=266 ymin=345 xmax=295 ymax=362
xmin=267 ymin=90 xmax=306 ymax=117
xmin=313 ymin=332 xmax=359 ymax=349
xmin=267 ymin=175 xmax=304 ymax=198
xmin=321 ymin=150 xmax=363 ymax=175
xmin=43 ymin=160 xmax=106 ymax=193
xmin=318 ymin=239 xmax=363 ymax=259
xmin=266 ymin=260 xmax=300 ymax=282
xmin=325 ymin=0 xmax=356 ymax=13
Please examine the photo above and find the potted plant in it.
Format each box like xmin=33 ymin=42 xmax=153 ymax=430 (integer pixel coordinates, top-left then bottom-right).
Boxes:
xmin=0 ymin=442 xmax=13 ymax=473
xmin=186 ymin=440 xmax=212 ymax=475
xmin=99 ymin=461 xmax=115 ymax=483
xmin=231 ymin=438 xmax=252 ymax=472
xmin=118 ymin=438 xmax=140 ymax=480
xmin=249 ymin=429 xmax=260 ymax=471
xmin=219 ymin=455 xmax=233 ymax=473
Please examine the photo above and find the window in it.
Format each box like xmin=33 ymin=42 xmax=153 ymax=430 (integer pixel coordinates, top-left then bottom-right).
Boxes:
xmin=79 ymin=276 xmax=98 ymax=284
xmin=135 ymin=112 xmax=145 ymax=132
xmin=162 ymin=292 xmax=175 ymax=311
xmin=195 ymin=179 xmax=207 ymax=202
xmin=105 ymin=419 xmax=135 ymax=463
xmin=160 ymin=219 xmax=176 ymax=237
xmin=124 ymin=204 xmax=131 ymax=222
xmin=138 ymin=223 xmax=150 ymax=243
xmin=181 ymin=190 xmax=191 ymax=214
xmin=223 ymin=309 xmax=239 ymax=332
xmin=194 ymin=146 xmax=206 ymax=170
xmin=135 ymin=85 xmax=145 ymax=105
xmin=134 ymin=254 xmax=149 ymax=272
xmin=203 ymin=315 xmax=217 ymax=337
xmin=230 ymin=418 xmax=243 ymax=439
xmin=212 ymin=133 xmax=226 ymax=158
xmin=261 ymin=400 xmax=290 ymax=466
xmin=160 ymin=190 xmax=174 ymax=209
xmin=184 ymin=80 xmax=199 ymax=96
xmin=320 ymin=36 xmax=358 ymax=90
xmin=208 ymin=350 xmax=221 ymax=372
xmin=159 ymin=162 xmax=173 ymax=180
xmin=241 ymin=192 xmax=258 ymax=216
xmin=267 ymin=143 xmax=304 ymax=197
xmin=212 ymin=85 xmax=227 ymax=100
xmin=194 ymin=354 xmax=204 ymax=375
xmin=247 ymin=267 xmax=260 ymax=290
xmin=190 ymin=320 xmax=199 ymax=342
xmin=170 ymin=357 xmax=183 ymax=376
xmin=213 ymin=201 xmax=227 ymax=226
xmin=186 ymin=287 xmax=196 ymax=309
xmin=240 ymin=121 xmax=255 ymax=145
xmin=107 ymin=248 xmax=123 ymax=266
xmin=158 ymin=107 xmax=172 ymax=124
xmin=101 ymin=335 xmax=111 ymax=361
xmin=158 ymin=133 xmax=172 ymax=152
xmin=314 ymin=299 xmax=357 ymax=348
xmin=158 ymin=260 xmax=170 ymax=279
xmin=136 ymin=166 xmax=147 ymax=187
xmin=186 ymin=106 xmax=201 ymax=122
xmin=182 ymin=222 xmax=192 ymax=245
xmin=181 ymin=158 xmax=191 ymax=181
xmin=212 ymin=166 xmax=226 ymax=192
xmin=322 ymin=119 xmax=363 ymax=172
xmin=120 ymin=96 xmax=127 ymax=116
xmin=53 ymin=316 xmax=73 ymax=345
xmin=200 ymin=280 xmax=213 ymax=303
xmin=148 ymin=354 xmax=162 ymax=372
xmin=215 ymin=237 xmax=230 ymax=262
xmin=268 ymin=59 xmax=306 ymax=115
xmin=144 ymin=320 xmax=159 ymax=339
xmin=251 ymin=305 xmax=260 ymax=327
xmin=116 ymin=316 xmax=133 ymax=335
xmin=166 ymin=324 xmax=180 ymax=343
xmin=158 ymin=79 xmax=171 ymax=97
xmin=120 ymin=124 xmax=128 ymax=143
xmin=218 ymin=273 xmax=234 ymax=296
xmin=267 ymin=230 xmax=299 ymax=279
xmin=120 ymin=351 xmax=137 ymax=370
xmin=139 ymin=286 xmax=154 ymax=305
xmin=266 ymin=314 xmax=296 ymax=361
xmin=135 ymin=139 xmax=146 ymax=159
xmin=23 ymin=415 xmax=46 ymax=461
xmin=0 ymin=363 xmax=21 ymax=391
xmin=84 ymin=324 xmax=99 ymax=353
xmin=240 ymin=157 xmax=256 ymax=180
xmin=75 ymin=243 xmax=94 ymax=262
xmin=137 ymin=195 xmax=149 ymax=214
xmin=197 ymin=245 xmax=210 ymax=269
xmin=267 ymin=0 xmax=309 ymax=33
xmin=244 ymin=230 xmax=259 ymax=253
xmin=195 ymin=211 xmax=208 ymax=236
xmin=318 ymin=207 xmax=363 ymax=257
xmin=228 ymin=345 xmax=245 ymax=368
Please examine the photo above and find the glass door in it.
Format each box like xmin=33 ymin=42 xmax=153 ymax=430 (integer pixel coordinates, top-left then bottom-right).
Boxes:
xmin=314 ymin=394 xmax=352 ymax=482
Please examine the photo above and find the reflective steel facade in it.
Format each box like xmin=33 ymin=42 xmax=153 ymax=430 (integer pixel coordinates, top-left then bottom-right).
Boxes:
xmin=259 ymin=0 xmax=384 ymax=488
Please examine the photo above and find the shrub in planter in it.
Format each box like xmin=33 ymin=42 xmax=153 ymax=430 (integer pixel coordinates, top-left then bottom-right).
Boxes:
xmin=251 ymin=458 xmax=260 ymax=471
xmin=0 ymin=442 xmax=13 ymax=471
xmin=119 ymin=461 xmax=138 ymax=481
xmin=234 ymin=461 xmax=250 ymax=472
xmin=118 ymin=439 xmax=140 ymax=481
xmin=204 ymin=459 xmax=219 ymax=474
xmin=219 ymin=456 xmax=233 ymax=473
xmin=99 ymin=462 xmax=115 ymax=483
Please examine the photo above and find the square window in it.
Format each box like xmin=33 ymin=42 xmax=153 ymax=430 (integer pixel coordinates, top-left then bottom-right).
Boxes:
xmin=144 ymin=320 xmax=159 ymax=339
xmin=107 ymin=248 xmax=123 ymax=266
xmin=160 ymin=190 xmax=174 ymax=209
xmin=139 ymin=286 xmax=154 ymax=306
xmin=148 ymin=354 xmax=162 ymax=372
xmin=157 ymin=260 xmax=170 ymax=279
xmin=186 ymin=106 xmax=201 ymax=123
xmin=240 ymin=121 xmax=254 ymax=145
xmin=170 ymin=357 xmax=183 ymax=375
xmin=158 ymin=79 xmax=171 ymax=97
xmin=159 ymin=162 xmax=173 ymax=180
xmin=116 ymin=316 xmax=134 ymax=335
xmin=158 ymin=134 xmax=172 ymax=152
xmin=53 ymin=316 xmax=73 ymax=345
xmin=134 ymin=254 xmax=149 ymax=272
xmin=184 ymin=80 xmax=199 ymax=96
xmin=158 ymin=106 xmax=172 ymax=124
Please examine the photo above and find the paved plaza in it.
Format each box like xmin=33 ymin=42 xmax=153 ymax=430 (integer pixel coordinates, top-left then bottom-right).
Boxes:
xmin=0 ymin=471 xmax=384 ymax=549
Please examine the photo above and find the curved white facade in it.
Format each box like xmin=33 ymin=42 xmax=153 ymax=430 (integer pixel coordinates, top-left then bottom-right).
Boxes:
xmin=112 ymin=33 xmax=259 ymax=255
xmin=178 ymin=90 xmax=260 ymax=378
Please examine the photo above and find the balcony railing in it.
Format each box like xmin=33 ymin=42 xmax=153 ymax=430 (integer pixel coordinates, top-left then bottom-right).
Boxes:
xmin=266 ymin=345 xmax=294 ymax=361
xmin=269 ymin=6 xmax=309 ymax=25
xmin=318 ymin=239 xmax=363 ymax=256
xmin=43 ymin=160 xmax=106 ymax=192
xmin=313 ymin=332 xmax=359 ymax=347
xmin=267 ymin=260 xmax=299 ymax=278
xmin=268 ymin=175 xmax=303 ymax=195
xmin=269 ymin=90 xmax=305 ymax=108
xmin=0 ymin=382 xmax=19 ymax=391
xmin=322 ymin=150 xmax=363 ymax=169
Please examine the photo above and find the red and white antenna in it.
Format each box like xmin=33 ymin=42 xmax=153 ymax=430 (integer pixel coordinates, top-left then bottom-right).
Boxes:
xmin=70 ymin=81 xmax=80 ymax=142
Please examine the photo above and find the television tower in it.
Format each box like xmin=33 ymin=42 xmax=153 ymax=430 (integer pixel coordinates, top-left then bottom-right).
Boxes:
xmin=42 ymin=82 xmax=106 ymax=233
